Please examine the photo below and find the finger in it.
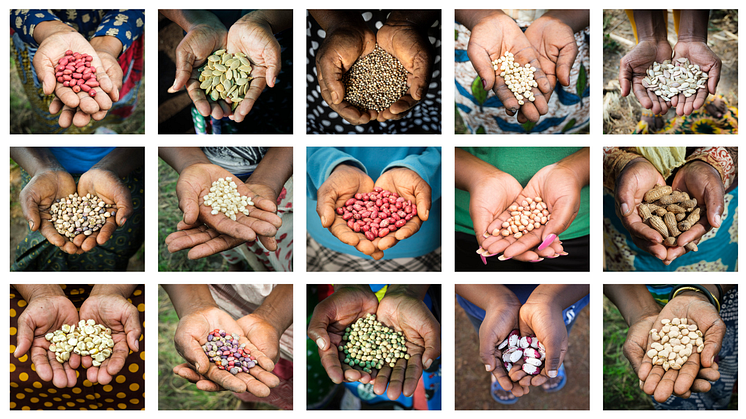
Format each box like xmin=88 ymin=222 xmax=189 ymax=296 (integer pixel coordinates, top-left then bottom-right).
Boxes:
xmin=618 ymin=58 xmax=633 ymax=97
xmin=373 ymin=363 xmax=393 ymax=395
xmin=173 ymin=46 xmax=198 ymax=92
xmin=236 ymin=371 xmax=273 ymax=397
xmin=30 ymin=346 xmax=54 ymax=382
xmin=698 ymin=319 xmax=726 ymax=369
xmin=652 ymin=369 xmax=677 ymax=403
xmin=689 ymin=378 xmax=711 ymax=394
xmin=707 ymin=59 xmax=721 ymax=95
xmin=71 ymin=107 xmax=92 ymax=128
xmin=185 ymin=76 xmax=212 ymax=117
xmin=393 ymin=216 xmax=423 ymax=242
xmin=205 ymin=366 xmax=251 ymax=393
xmin=56 ymin=104 xmax=76 ymax=128
xmin=466 ymin=45 xmax=496 ymax=92
xmin=234 ymin=77 xmax=267 ymax=123
xmin=307 ymin=317 xmax=343 ymax=385
xmin=316 ymin=55 xmax=346 ymax=106
xmin=316 ymin=186 xmax=340 ymax=229
xmin=176 ymin=335 xmax=210 ymax=376
xmin=34 ymin=53 xmax=57 ymax=96
xmin=673 ymin=352 xmax=700 ymax=395
xmin=386 ymin=358 xmax=408 ymax=400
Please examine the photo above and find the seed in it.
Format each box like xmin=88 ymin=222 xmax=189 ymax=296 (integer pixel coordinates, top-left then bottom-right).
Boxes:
xmin=342 ymin=44 xmax=408 ymax=112
xmin=199 ymin=50 xmax=253 ymax=105
xmin=54 ymin=50 xmax=98 ymax=97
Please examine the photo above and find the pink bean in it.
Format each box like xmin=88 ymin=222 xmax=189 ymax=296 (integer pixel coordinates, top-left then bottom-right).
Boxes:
xmin=63 ymin=81 xmax=70 ymax=87
xmin=347 ymin=219 xmax=355 ymax=229
xmin=345 ymin=198 xmax=356 ymax=207
xmin=89 ymin=89 xmax=96 ymax=97
xmin=57 ymin=76 xmax=64 ymax=83
xmin=395 ymin=219 xmax=406 ymax=228
xmin=365 ymin=231 xmax=376 ymax=241
xmin=336 ymin=208 xmax=344 ymax=215
xmin=72 ymin=85 xmax=81 ymax=93
xmin=85 ymin=80 xmax=99 ymax=87
xmin=81 ymin=84 xmax=91 ymax=92
xmin=378 ymin=228 xmax=390 ymax=238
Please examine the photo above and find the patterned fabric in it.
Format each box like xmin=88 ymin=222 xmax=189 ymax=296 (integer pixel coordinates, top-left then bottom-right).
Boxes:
xmin=602 ymin=187 xmax=738 ymax=272
xmin=11 ymin=10 xmax=144 ymax=53
xmin=306 ymin=10 xmax=442 ymax=134
xmin=306 ymin=234 xmax=441 ymax=272
xmin=602 ymin=147 xmax=737 ymax=192
xmin=11 ymin=167 xmax=145 ymax=271
xmin=455 ymin=17 xmax=590 ymax=134
xmin=9 ymin=284 xmax=145 ymax=410
xmin=201 ymin=147 xmax=267 ymax=177
xmin=634 ymin=96 xmax=738 ymax=135
xmin=652 ymin=287 xmax=737 ymax=410
xmin=10 ymin=31 xmax=144 ymax=134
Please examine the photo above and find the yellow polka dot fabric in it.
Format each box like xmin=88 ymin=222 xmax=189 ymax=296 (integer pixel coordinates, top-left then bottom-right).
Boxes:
xmin=10 ymin=284 xmax=145 ymax=410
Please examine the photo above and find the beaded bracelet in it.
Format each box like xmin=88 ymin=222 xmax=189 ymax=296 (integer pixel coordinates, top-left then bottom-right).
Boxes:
xmin=669 ymin=285 xmax=721 ymax=312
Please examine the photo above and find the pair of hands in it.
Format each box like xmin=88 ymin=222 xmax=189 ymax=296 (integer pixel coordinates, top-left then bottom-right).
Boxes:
xmin=14 ymin=289 xmax=141 ymax=387
xmin=474 ymin=162 xmax=582 ymax=262
xmin=164 ymin=163 xmax=282 ymax=259
xmin=171 ymin=305 xmax=280 ymax=395
xmin=315 ymin=14 xmax=434 ymax=125
xmin=169 ymin=11 xmax=280 ymax=123
xmin=20 ymin=168 xmax=132 ymax=254
xmin=622 ymin=292 xmax=725 ymax=402
xmin=308 ymin=286 xmax=440 ymax=400
xmin=316 ymin=165 xmax=431 ymax=260
xmin=34 ymin=24 xmax=122 ymax=128
xmin=480 ymin=291 xmax=570 ymax=397
xmin=467 ymin=11 xmax=580 ymax=123
xmin=619 ymin=39 xmax=721 ymax=116
xmin=615 ymin=158 xmax=724 ymax=264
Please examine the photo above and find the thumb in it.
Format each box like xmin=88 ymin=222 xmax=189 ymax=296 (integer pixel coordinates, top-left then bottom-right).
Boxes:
xmin=14 ymin=316 xmax=35 ymax=358
xmin=33 ymin=53 xmax=57 ymax=96
xmin=540 ymin=331 xmax=567 ymax=378
xmin=697 ymin=314 xmax=727 ymax=369
xmin=477 ymin=326 xmax=499 ymax=373
xmin=414 ymin=184 xmax=432 ymax=222
xmin=316 ymin=186 xmax=339 ymax=229
xmin=172 ymin=43 xmax=196 ymax=93
xmin=19 ymin=190 xmax=42 ymax=233
xmin=556 ymin=43 xmax=579 ymax=87
xmin=263 ymin=40 xmax=282 ymax=88
xmin=123 ymin=311 xmax=142 ymax=353
xmin=176 ymin=333 xmax=211 ymax=375
xmin=618 ymin=56 xmax=633 ymax=97
xmin=615 ymin=173 xmax=642 ymax=219
xmin=466 ymin=44 xmax=496 ymax=91
xmin=703 ymin=184 xmax=725 ymax=229
xmin=178 ymin=184 xmax=201 ymax=226
xmin=307 ymin=309 xmax=333 ymax=352
xmin=317 ymin=55 xmax=346 ymax=105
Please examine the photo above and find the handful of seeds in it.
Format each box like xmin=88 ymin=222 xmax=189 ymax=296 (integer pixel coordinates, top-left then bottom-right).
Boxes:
xmin=203 ymin=176 xmax=255 ymax=221
xmin=202 ymin=329 xmax=257 ymax=375
xmin=198 ymin=49 xmax=254 ymax=111
xmin=492 ymin=51 xmax=538 ymax=106
xmin=50 ymin=193 xmax=115 ymax=239
xmin=343 ymin=44 xmax=408 ymax=112
xmin=641 ymin=58 xmax=709 ymax=101
xmin=339 ymin=313 xmax=410 ymax=373
xmin=45 ymin=319 xmax=115 ymax=366
xmin=645 ymin=317 xmax=704 ymax=372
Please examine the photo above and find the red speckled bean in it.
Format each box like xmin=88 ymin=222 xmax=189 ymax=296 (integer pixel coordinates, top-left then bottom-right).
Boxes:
xmin=336 ymin=207 xmax=344 ymax=215
xmin=395 ymin=219 xmax=406 ymax=228
xmin=347 ymin=219 xmax=355 ymax=229
xmin=378 ymin=228 xmax=390 ymax=238
xmin=353 ymin=223 xmax=361 ymax=233
xmin=380 ymin=219 xmax=389 ymax=228
xmin=365 ymin=231 xmax=376 ymax=241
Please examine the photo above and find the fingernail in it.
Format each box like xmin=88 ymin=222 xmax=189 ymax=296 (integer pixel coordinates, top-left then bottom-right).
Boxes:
xmin=482 ymin=79 xmax=487 ymax=89
xmin=530 ymin=258 xmax=545 ymax=263
xmin=482 ymin=231 xmax=490 ymax=239
xmin=134 ymin=340 xmax=139 ymax=352
xmin=548 ymin=370 xmax=558 ymax=378
xmin=119 ymin=218 xmax=127 ymax=227
xmin=28 ymin=220 xmax=34 ymax=230
xmin=498 ymin=255 xmax=511 ymax=261
xmin=315 ymin=338 xmax=326 ymax=350
xmin=424 ymin=358 xmax=433 ymax=369
xmin=476 ymin=247 xmax=484 ymax=254
xmin=547 ymin=253 xmax=560 ymax=259
xmin=425 ymin=210 xmax=429 ymax=219
xmin=714 ymin=214 xmax=721 ymax=227
xmin=621 ymin=202 xmax=630 ymax=216
xmin=320 ymin=215 xmax=326 ymax=226
xmin=485 ymin=364 xmax=492 ymax=372
xmin=538 ymin=234 xmax=556 ymax=251
xmin=195 ymin=362 xmax=200 ymax=371
xmin=480 ymin=255 xmax=487 ymax=265
xmin=559 ymin=251 xmax=569 ymax=256
xmin=331 ymin=91 xmax=339 ymax=104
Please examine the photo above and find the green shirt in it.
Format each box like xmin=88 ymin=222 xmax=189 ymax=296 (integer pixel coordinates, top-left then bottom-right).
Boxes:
xmin=455 ymin=147 xmax=590 ymax=240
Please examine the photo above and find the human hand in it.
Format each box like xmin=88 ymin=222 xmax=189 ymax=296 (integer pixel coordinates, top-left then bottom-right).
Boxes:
xmin=637 ymin=292 xmax=726 ymax=402
xmin=33 ymin=24 xmax=119 ymax=127
xmin=669 ymin=41 xmax=721 ymax=115
xmin=307 ymin=286 xmax=380 ymax=384
xmin=316 ymin=164 xmax=381 ymax=259
xmin=78 ymin=292 xmax=141 ymax=384
xmin=316 ymin=20 xmax=377 ymax=124
xmin=374 ymin=19 xmax=433 ymax=122
xmin=14 ymin=290 xmax=80 ymax=388
xmin=19 ymin=168 xmax=79 ymax=254
xmin=173 ymin=305 xmax=278 ymax=395
xmin=478 ymin=294 xmax=529 ymax=396
xmin=74 ymin=168 xmax=133 ymax=252
xmin=470 ymin=170 xmax=523 ymax=257
xmin=482 ymin=162 xmax=581 ymax=261
xmin=224 ymin=11 xmax=282 ymax=123
xmin=619 ymin=40 xmax=674 ymax=115
xmin=522 ymin=15 xmax=578 ymax=123
xmin=508 ymin=298 xmax=568 ymax=388
xmin=167 ymin=179 xmax=281 ymax=257
xmin=372 ymin=288 xmax=440 ymax=399
xmin=665 ymin=160 xmax=725 ymax=263
xmin=175 ymin=163 xmax=282 ymax=245
xmin=614 ymin=158 xmax=669 ymax=261
xmin=372 ymin=168 xmax=431 ymax=251
xmin=466 ymin=11 xmax=552 ymax=122
xmin=169 ymin=18 xmax=229 ymax=119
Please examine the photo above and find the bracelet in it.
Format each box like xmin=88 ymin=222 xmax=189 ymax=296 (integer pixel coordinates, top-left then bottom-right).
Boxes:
xmin=669 ymin=285 xmax=720 ymax=312
xmin=715 ymin=284 xmax=724 ymax=302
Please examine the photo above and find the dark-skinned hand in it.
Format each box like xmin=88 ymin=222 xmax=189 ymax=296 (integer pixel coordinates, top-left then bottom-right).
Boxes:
xmin=618 ymin=40 xmax=674 ymax=115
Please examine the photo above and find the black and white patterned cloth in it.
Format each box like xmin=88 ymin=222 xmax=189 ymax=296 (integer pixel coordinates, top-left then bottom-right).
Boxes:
xmin=306 ymin=10 xmax=442 ymax=134
xmin=201 ymin=147 xmax=268 ymax=177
